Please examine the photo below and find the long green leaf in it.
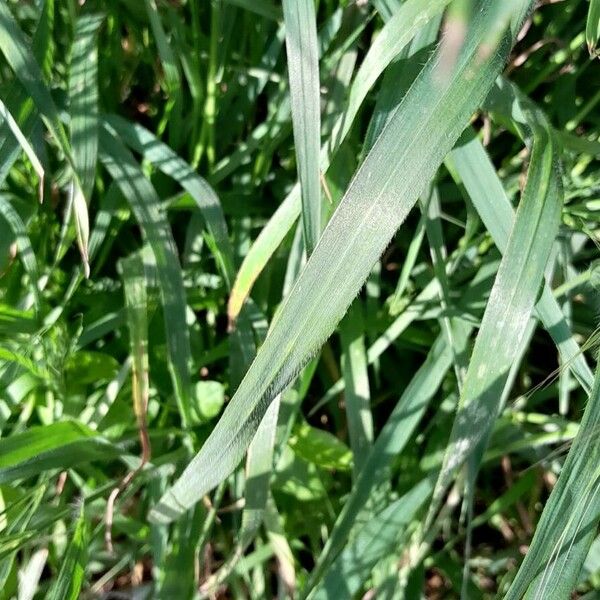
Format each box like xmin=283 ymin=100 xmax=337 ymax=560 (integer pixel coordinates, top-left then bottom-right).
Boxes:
xmin=227 ymin=0 xmax=452 ymax=321
xmin=98 ymin=125 xmax=193 ymax=426
xmin=282 ymin=0 xmax=322 ymax=254
xmin=430 ymin=78 xmax=563 ymax=523
xmin=70 ymin=14 xmax=103 ymax=203
xmin=339 ymin=300 xmax=373 ymax=478
xmin=447 ymin=125 xmax=594 ymax=393
xmin=0 ymin=421 xmax=119 ymax=484
xmin=150 ymin=0 xmax=532 ymax=524
xmin=105 ymin=114 xmax=235 ymax=287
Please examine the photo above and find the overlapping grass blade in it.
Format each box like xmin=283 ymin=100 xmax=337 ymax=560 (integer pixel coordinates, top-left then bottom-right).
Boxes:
xmin=0 ymin=485 xmax=46 ymax=589
xmin=98 ymin=125 xmax=193 ymax=426
xmin=105 ymin=115 xmax=235 ymax=287
xmin=429 ymin=78 xmax=563 ymax=524
xmin=311 ymin=479 xmax=433 ymax=599
xmin=228 ymin=0 xmax=452 ymax=321
xmin=201 ymin=394 xmax=281 ymax=594
xmin=306 ymin=313 xmax=478 ymax=593
xmin=0 ymin=195 xmax=39 ymax=308
xmin=0 ymin=0 xmax=52 ymax=187
xmin=447 ymin=125 xmax=594 ymax=392
xmin=150 ymin=0 xmax=532 ymax=524
xmin=282 ymin=0 xmax=322 ymax=254
xmin=0 ymin=100 xmax=43 ymax=199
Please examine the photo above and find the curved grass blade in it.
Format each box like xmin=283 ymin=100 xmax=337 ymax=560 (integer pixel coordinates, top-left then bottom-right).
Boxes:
xmin=447 ymin=126 xmax=594 ymax=393
xmin=98 ymin=125 xmax=193 ymax=427
xmin=227 ymin=0 xmax=452 ymax=322
xmin=104 ymin=115 xmax=235 ymax=287
xmin=282 ymin=0 xmax=322 ymax=254
xmin=429 ymin=79 xmax=563 ymax=527
xmin=150 ymin=0 xmax=532 ymax=524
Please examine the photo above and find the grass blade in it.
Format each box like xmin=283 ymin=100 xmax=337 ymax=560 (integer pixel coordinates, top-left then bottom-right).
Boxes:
xmin=228 ymin=0 xmax=452 ymax=322
xmin=587 ymin=0 xmax=600 ymax=57
xmin=0 ymin=195 xmax=39 ymax=308
xmin=447 ymin=126 xmax=594 ymax=393
xmin=0 ymin=421 xmax=118 ymax=484
xmin=311 ymin=479 xmax=433 ymax=599
xmin=69 ymin=14 xmax=103 ymax=204
xmin=0 ymin=100 xmax=43 ymax=200
xmin=105 ymin=114 xmax=235 ymax=287
xmin=282 ymin=0 xmax=322 ymax=254
xmin=339 ymin=300 xmax=373 ymax=478
xmin=47 ymin=504 xmax=87 ymax=600
xmin=506 ymin=360 xmax=600 ymax=599
xmin=430 ymin=79 xmax=563 ymax=524
xmin=98 ymin=125 xmax=193 ymax=427
xmin=150 ymin=0 xmax=532 ymax=524
xmin=0 ymin=2 xmax=89 ymax=273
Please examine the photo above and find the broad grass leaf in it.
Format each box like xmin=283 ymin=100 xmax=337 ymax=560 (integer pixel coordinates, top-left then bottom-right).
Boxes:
xmin=0 ymin=421 xmax=119 ymax=484
xmin=150 ymin=0 xmax=532 ymax=525
xmin=69 ymin=14 xmax=103 ymax=204
xmin=228 ymin=0 xmax=453 ymax=322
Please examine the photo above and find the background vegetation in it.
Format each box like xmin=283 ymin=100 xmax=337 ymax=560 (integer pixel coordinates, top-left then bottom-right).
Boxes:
xmin=1 ymin=0 xmax=600 ymax=598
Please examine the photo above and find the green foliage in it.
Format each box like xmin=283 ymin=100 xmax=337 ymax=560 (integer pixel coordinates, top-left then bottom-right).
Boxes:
xmin=1 ymin=0 xmax=600 ymax=598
